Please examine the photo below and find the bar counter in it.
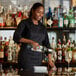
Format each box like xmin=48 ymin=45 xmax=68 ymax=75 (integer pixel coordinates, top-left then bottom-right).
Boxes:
xmin=18 ymin=70 xmax=76 ymax=76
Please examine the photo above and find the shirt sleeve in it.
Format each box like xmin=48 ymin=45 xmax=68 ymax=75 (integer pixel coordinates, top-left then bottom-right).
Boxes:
xmin=13 ymin=20 xmax=26 ymax=43
xmin=42 ymin=27 xmax=51 ymax=49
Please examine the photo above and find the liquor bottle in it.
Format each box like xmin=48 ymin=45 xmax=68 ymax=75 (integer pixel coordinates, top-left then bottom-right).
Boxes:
xmin=0 ymin=36 xmax=4 ymax=62
xmin=71 ymin=40 xmax=75 ymax=49
xmin=58 ymin=5 xmax=64 ymax=28
xmin=31 ymin=45 xmax=53 ymax=54
xmin=58 ymin=16 xmax=63 ymax=27
xmin=9 ymin=36 xmax=14 ymax=46
xmin=44 ymin=54 xmax=48 ymax=63
xmin=63 ymin=13 xmax=69 ymax=28
xmin=15 ymin=44 xmax=20 ymax=63
xmin=7 ymin=5 xmax=13 ymax=14
xmin=58 ymin=5 xmax=63 ymax=18
xmin=68 ymin=8 xmax=75 ymax=27
xmin=6 ymin=14 xmax=14 ymax=27
xmin=52 ymin=7 xmax=58 ymax=28
xmin=16 ymin=5 xmax=23 ymax=26
xmin=7 ymin=36 xmax=14 ymax=62
xmin=14 ymin=68 xmax=19 ymax=75
xmin=12 ymin=43 xmax=16 ymax=63
xmin=72 ymin=40 xmax=76 ymax=62
xmin=56 ymin=39 xmax=62 ymax=62
xmin=0 ymin=63 xmax=4 ymax=76
xmin=74 ymin=10 xmax=76 ymax=27
xmin=66 ymin=39 xmax=71 ymax=47
xmin=4 ymin=37 xmax=9 ymax=62
xmin=16 ymin=11 xmax=22 ymax=26
xmin=67 ymin=47 xmax=72 ymax=63
xmin=69 ymin=39 xmax=74 ymax=50
xmin=0 ymin=63 xmax=2 ymax=72
xmin=62 ymin=35 xmax=67 ymax=62
xmin=65 ymin=39 xmax=72 ymax=63
xmin=22 ymin=12 xmax=28 ymax=20
xmin=0 ymin=4 xmax=5 ymax=27
xmin=50 ymin=37 xmax=56 ymax=50
xmin=57 ymin=39 xmax=62 ymax=49
xmin=46 ymin=7 xmax=53 ymax=27
xmin=7 ymin=66 xmax=13 ymax=76
xmin=57 ymin=67 xmax=62 ymax=75
xmin=0 ymin=4 xmax=4 ymax=14
xmin=1 ymin=69 xmax=5 ymax=76
xmin=0 ymin=15 xmax=5 ymax=27
xmin=22 ymin=5 xmax=28 ymax=20
xmin=8 ymin=46 xmax=12 ymax=62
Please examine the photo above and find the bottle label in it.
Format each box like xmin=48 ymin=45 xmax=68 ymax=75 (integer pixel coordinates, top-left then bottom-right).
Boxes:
xmin=8 ymin=50 xmax=12 ymax=61
xmin=70 ymin=19 xmax=75 ymax=24
xmin=58 ymin=50 xmax=62 ymax=60
xmin=0 ymin=17 xmax=3 ymax=23
xmin=47 ymin=19 xmax=53 ymax=27
xmin=68 ymin=51 xmax=72 ymax=58
xmin=57 ymin=68 xmax=62 ymax=72
xmin=0 ymin=51 xmax=4 ymax=58
xmin=73 ymin=52 xmax=76 ymax=60
xmin=64 ymin=19 xmax=68 ymax=25
xmin=59 ymin=18 xmax=63 ymax=27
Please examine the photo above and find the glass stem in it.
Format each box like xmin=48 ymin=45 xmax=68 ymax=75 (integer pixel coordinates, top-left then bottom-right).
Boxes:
xmin=68 ymin=62 xmax=69 ymax=76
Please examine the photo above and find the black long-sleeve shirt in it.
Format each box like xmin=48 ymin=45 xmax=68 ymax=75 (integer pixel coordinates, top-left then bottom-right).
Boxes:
xmin=13 ymin=18 xmax=50 ymax=71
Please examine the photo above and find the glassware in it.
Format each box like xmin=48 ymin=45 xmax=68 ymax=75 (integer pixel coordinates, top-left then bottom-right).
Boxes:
xmin=65 ymin=51 xmax=72 ymax=76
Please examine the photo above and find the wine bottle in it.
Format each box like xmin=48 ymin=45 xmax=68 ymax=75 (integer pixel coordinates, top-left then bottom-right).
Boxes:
xmin=57 ymin=39 xmax=62 ymax=62
xmin=12 ymin=43 xmax=16 ymax=63
xmin=46 ymin=7 xmax=53 ymax=27
xmin=58 ymin=17 xmax=63 ymax=27
xmin=63 ymin=13 xmax=69 ymax=28
xmin=52 ymin=7 xmax=58 ymax=28
xmin=0 ymin=36 xmax=4 ymax=62
xmin=50 ymin=37 xmax=56 ymax=50
xmin=4 ymin=37 xmax=8 ymax=62
xmin=68 ymin=8 xmax=75 ymax=27
xmin=8 ymin=46 xmax=12 ymax=62
xmin=62 ymin=35 xmax=67 ymax=62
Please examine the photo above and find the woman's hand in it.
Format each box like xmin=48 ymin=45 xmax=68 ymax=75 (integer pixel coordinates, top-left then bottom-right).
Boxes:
xmin=48 ymin=66 xmax=57 ymax=76
xmin=48 ymin=54 xmax=57 ymax=71
xmin=51 ymin=66 xmax=57 ymax=71
xmin=31 ymin=41 xmax=40 ymax=51
xmin=19 ymin=38 xmax=40 ymax=51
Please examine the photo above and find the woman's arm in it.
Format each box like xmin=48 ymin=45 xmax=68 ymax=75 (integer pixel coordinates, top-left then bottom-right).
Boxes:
xmin=48 ymin=54 xmax=55 ymax=67
xmin=13 ymin=20 xmax=26 ymax=43
xmin=19 ymin=38 xmax=40 ymax=49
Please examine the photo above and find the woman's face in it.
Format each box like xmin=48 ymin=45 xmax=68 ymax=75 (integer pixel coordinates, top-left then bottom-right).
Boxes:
xmin=32 ymin=6 xmax=44 ymax=21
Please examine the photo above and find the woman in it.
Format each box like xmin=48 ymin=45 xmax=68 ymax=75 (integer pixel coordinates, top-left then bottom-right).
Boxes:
xmin=13 ymin=2 xmax=56 ymax=72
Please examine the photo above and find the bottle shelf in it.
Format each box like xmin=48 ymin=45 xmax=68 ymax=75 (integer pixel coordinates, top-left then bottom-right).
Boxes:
xmin=0 ymin=27 xmax=17 ymax=30
xmin=0 ymin=61 xmax=18 ymax=69
xmin=42 ymin=61 xmax=76 ymax=67
xmin=47 ymin=27 xmax=76 ymax=33
xmin=0 ymin=61 xmax=17 ymax=64
xmin=0 ymin=27 xmax=76 ymax=31
xmin=1 ymin=60 xmax=76 ymax=69
xmin=47 ymin=27 xmax=76 ymax=31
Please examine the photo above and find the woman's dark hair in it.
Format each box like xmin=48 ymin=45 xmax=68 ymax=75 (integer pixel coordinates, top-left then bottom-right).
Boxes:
xmin=29 ymin=2 xmax=44 ymax=17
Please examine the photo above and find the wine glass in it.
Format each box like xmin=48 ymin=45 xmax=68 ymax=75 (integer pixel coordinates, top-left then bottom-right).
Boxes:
xmin=65 ymin=51 xmax=72 ymax=76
